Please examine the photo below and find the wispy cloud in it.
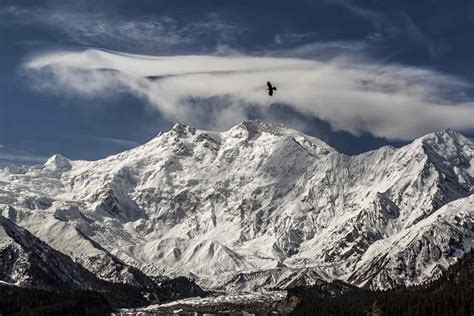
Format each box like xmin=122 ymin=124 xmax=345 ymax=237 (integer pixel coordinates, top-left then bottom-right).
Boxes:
xmin=0 ymin=153 xmax=47 ymax=166
xmin=273 ymin=41 xmax=369 ymax=60
xmin=328 ymin=1 xmax=443 ymax=58
xmin=82 ymin=135 xmax=140 ymax=147
xmin=23 ymin=49 xmax=474 ymax=140
xmin=0 ymin=6 xmax=241 ymax=53
xmin=274 ymin=32 xmax=317 ymax=44
xmin=0 ymin=142 xmax=47 ymax=166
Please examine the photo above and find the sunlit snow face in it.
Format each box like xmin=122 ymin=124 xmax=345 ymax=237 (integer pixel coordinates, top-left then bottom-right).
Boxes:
xmin=24 ymin=49 xmax=474 ymax=140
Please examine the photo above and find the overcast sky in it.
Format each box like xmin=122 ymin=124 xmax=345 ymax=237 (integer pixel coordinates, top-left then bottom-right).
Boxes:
xmin=1 ymin=0 xmax=474 ymax=164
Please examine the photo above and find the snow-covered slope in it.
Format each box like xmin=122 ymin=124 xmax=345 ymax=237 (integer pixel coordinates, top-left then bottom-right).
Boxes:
xmin=220 ymin=266 xmax=330 ymax=292
xmin=347 ymin=195 xmax=474 ymax=289
xmin=0 ymin=216 xmax=108 ymax=289
xmin=0 ymin=121 xmax=472 ymax=290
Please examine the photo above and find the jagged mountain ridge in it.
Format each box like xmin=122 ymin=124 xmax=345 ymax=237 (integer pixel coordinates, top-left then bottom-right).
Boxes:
xmin=0 ymin=215 xmax=110 ymax=289
xmin=0 ymin=120 xmax=473 ymax=290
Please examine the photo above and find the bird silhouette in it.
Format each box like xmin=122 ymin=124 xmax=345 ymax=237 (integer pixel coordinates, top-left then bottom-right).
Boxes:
xmin=267 ymin=81 xmax=277 ymax=96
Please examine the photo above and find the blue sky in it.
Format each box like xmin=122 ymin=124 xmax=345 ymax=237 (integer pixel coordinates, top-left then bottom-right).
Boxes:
xmin=1 ymin=0 xmax=473 ymax=164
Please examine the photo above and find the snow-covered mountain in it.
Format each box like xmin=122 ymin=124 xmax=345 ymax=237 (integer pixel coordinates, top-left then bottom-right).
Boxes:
xmin=0 ymin=121 xmax=472 ymax=290
xmin=0 ymin=215 xmax=109 ymax=289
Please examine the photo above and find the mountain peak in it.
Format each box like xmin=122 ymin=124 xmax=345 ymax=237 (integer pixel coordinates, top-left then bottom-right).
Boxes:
xmin=240 ymin=119 xmax=277 ymax=128
xmin=233 ymin=120 xmax=282 ymax=139
xmin=414 ymin=129 xmax=473 ymax=154
xmin=170 ymin=123 xmax=196 ymax=138
xmin=437 ymin=128 xmax=468 ymax=141
xmin=418 ymin=129 xmax=468 ymax=143
xmin=44 ymin=154 xmax=72 ymax=171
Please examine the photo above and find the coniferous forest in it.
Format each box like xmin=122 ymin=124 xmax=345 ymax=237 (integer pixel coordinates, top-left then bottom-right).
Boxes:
xmin=0 ymin=286 xmax=112 ymax=316
xmin=0 ymin=276 xmax=206 ymax=316
xmin=290 ymin=251 xmax=474 ymax=315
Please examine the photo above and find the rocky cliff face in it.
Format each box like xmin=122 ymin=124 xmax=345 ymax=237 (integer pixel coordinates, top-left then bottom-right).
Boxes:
xmin=0 ymin=121 xmax=472 ymax=290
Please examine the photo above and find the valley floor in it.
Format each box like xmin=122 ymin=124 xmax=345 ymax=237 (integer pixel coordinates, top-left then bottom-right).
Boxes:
xmin=117 ymin=291 xmax=292 ymax=315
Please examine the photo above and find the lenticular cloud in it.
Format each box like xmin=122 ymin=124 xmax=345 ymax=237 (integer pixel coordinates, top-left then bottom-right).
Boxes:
xmin=24 ymin=49 xmax=474 ymax=140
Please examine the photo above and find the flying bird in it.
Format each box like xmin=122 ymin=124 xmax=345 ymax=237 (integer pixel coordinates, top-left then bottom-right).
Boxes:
xmin=267 ymin=81 xmax=277 ymax=96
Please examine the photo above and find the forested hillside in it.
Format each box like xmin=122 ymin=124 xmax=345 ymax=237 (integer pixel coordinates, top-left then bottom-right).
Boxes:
xmin=290 ymin=251 xmax=474 ymax=315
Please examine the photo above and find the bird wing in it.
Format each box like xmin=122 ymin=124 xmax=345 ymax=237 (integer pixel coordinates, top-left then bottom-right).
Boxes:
xmin=267 ymin=81 xmax=273 ymax=89
xmin=268 ymin=89 xmax=273 ymax=96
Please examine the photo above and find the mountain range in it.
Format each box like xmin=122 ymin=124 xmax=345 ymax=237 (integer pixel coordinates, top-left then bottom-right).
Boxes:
xmin=0 ymin=120 xmax=472 ymax=293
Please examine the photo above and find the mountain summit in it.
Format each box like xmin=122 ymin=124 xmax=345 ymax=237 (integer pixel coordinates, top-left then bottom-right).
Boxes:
xmin=1 ymin=121 xmax=473 ymax=290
